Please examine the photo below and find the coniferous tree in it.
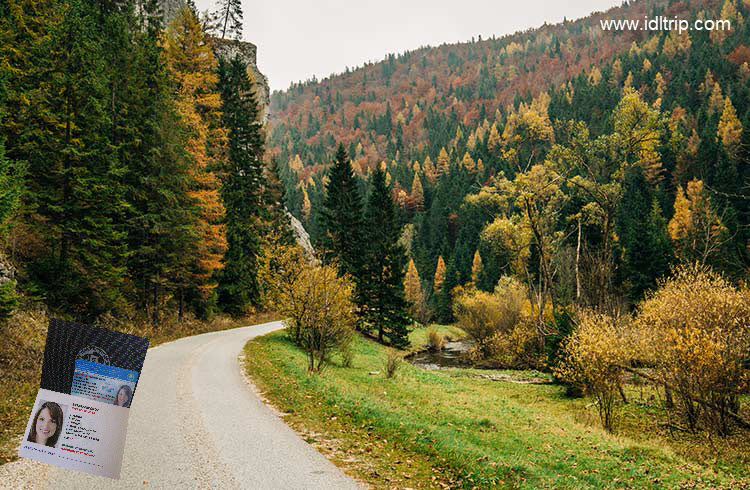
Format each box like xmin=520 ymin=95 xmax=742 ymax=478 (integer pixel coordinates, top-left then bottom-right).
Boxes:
xmin=124 ymin=0 xmax=197 ymax=322
xmin=320 ymin=144 xmax=365 ymax=278
xmin=360 ymin=167 xmax=410 ymax=347
xmin=217 ymin=55 xmax=265 ymax=314
xmin=210 ymin=0 xmax=243 ymax=40
xmin=23 ymin=0 xmax=129 ymax=318
xmin=616 ymin=166 xmax=672 ymax=303
xmin=0 ymin=72 xmax=21 ymax=318
xmin=164 ymin=6 xmax=227 ymax=317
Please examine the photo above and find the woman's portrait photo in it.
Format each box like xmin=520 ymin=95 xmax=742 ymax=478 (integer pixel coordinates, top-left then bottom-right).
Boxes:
xmin=113 ymin=384 xmax=132 ymax=408
xmin=26 ymin=401 xmax=65 ymax=448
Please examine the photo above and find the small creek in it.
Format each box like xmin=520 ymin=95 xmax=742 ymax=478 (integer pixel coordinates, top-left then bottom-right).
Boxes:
xmin=408 ymin=340 xmax=474 ymax=369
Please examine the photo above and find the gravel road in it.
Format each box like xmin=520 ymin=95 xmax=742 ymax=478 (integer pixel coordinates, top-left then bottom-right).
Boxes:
xmin=0 ymin=321 xmax=363 ymax=489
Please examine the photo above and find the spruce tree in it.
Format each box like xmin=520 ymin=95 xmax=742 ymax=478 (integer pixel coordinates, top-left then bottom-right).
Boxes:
xmin=616 ymin=166 xmax=672 ymax=303
xmin=23 ymin=0 xmax=129 ymax=318
xmin=217 ymin=55 xmax=265 ymax=314
xmin=0 ymin=73 xmax=21 ymax=318
xmin=123 ymin=0 xmax=198 ymax=321
xmin=360 ymin=167 xmax=410 ymax=347
xmin=320 ymin=144 xmax=365 ymax=278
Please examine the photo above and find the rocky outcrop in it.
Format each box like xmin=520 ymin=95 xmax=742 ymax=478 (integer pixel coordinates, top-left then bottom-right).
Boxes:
xmin=211 ymin=38 xmax=270 ymax=123
xmin=159 ymin=0 xmax=270 ymax=122
xmin=287 ymin=212 xmax=316 ymax=261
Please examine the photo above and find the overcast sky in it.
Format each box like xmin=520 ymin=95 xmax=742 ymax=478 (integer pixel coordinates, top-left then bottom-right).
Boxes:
xmin=194 ymin=1 xmax=623 ymax=93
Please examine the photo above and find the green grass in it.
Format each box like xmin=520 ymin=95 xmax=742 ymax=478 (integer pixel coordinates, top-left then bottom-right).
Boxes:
xmin=244 ymin=325 xmax=749 ymax=489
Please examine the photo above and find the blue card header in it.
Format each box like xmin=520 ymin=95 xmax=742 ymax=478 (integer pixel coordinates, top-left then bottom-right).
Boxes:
xmin=74 ymin=359 xmax=139 ymax=384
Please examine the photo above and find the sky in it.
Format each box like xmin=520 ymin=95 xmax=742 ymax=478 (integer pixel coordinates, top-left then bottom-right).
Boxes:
xmin=194 ymin=1 xmax=624 ymax=93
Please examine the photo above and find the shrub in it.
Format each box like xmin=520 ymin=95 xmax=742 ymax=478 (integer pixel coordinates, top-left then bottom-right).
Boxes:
xmin=555 ymin=311 xmax=630 ymax=431
xmin=455 ymin=276 xmax=541 ymax=367
xmin=384 ymin=349 xmax=401 ymax=378
xmin=427 ymin=327 xmax=444 ymax=352
xmin=634 ymin=264 xmax=750 ymax=435
xmin=454 ymin=276 xmax=525 ymax=343
xmin=262 ymin=243 xmax=357 ymax=373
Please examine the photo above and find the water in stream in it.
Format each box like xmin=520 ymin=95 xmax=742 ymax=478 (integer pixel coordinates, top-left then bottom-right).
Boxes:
xmin=408 ymin=340 xmax=474 ymax=369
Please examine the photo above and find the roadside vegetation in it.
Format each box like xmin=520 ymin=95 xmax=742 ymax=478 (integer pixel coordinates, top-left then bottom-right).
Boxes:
xmin=244 ymin=324 xmax=750 ymax=489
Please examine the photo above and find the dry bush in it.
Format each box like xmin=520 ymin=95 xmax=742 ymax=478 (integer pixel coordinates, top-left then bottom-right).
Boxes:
xmin=454 ymin=276 xmax=525 ymax=343
xmin=262 ymin=243 xmax=357 ymax=373
xmin=555 ymin=311 xmax=630 ymax=431
xmin=455 ymin=276 xmax=540 ymax=366
xmin=427 ymin=327 xmax=444 ymax=352
xmin=634 ymin=264 xmax=750 ymax=435
xmin=384 ymin=349 xmax=402 ymax=378
xmin=480 ymin=320 xmax=545 ymax=369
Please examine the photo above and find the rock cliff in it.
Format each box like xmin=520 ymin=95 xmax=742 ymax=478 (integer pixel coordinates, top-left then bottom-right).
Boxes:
xmin=160 ymin=0 xmax=269 ymax=122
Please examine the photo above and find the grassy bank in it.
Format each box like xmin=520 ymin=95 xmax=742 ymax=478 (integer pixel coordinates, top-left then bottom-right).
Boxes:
xmin=243 ymin=326 xmax=750 ymax=489
xmin=0 ymin=309 xmax=279 ymax=463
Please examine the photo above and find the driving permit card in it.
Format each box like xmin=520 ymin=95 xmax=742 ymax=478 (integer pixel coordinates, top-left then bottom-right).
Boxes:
xmin=71 ymin=359 xmax=139 ymax=407
xmin=19 ymin=319 xmax=149 ymax=479
xmin=18 ymin=389 xmax=130 ymax=479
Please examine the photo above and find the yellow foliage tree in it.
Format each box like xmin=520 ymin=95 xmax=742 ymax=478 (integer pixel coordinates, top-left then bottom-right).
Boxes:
xmin=433 ymin=255 xmax=446 ymax=292
xmin=487 ymin=122 xmax=501 ymax=151
xmin=718 ymin=96 xmax=743 ymax=155
xmin=423 ymin=155 xmax=437 ymax=183
xmin=411 ymin=172 xmax=424 ymax=210
xmin=437 ymin=147 xmax=450 ymax=177
xmin=164 ymin=6 xmax=227 ymax=298
xmin=668 ymin=180 xmax=727 ymax=264
xmin=404 ymin=258 xmax=422 ymax=305
xmin=635 ymin=264 xmax=750 ymax=434
xmin=471 ymin=249 xmax=483 ymax=285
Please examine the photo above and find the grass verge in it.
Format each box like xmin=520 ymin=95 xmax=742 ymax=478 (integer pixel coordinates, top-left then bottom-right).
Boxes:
xmin=243 ymin=324 xmax=750 ymax=489
xmin=0 ymin=309 xmax=279 ymax=463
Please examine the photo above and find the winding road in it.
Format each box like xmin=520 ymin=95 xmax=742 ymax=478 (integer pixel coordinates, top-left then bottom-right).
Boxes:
xmin=1 ymin=321 xmax=362 ymax=489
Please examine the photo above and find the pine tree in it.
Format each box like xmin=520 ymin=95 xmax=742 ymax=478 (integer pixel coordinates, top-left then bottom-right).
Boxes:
xmin=320 ymin=144 xmax=365 ymax=277
xmin=217 ymin=55 xmax=266 ymax=314
xmin=210 ymin=0 xmax=243 ymax=40
xmin=360 ymin=167 xmax=410 ymax=347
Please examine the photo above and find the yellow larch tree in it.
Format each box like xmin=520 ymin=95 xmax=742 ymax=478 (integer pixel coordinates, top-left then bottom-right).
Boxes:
xmin=423 ymin=155 xmax=437 ymax=183
xmin=434 ymin=256 xmax=446 ymax=292
xmin=164 ymin=6 xmax=227 ymax=297
xmin=471 ymin=250 xmax=483 ymax=285
xmin=404 ymin=258 xmax=422 ymax=306
xmin=437 ymin=147 xmax=450 ymax=177
xmin=718 ymin=96 xmax=743 ymax=156
xmin=411 ymin=172 xmax=424 ymax=210
xmin=668 ymin=180 xmax=727 ymax=264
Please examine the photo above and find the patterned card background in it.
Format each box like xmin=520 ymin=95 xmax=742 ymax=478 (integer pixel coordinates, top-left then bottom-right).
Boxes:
xmin=40 ymin=319 xmax=149 ymax=398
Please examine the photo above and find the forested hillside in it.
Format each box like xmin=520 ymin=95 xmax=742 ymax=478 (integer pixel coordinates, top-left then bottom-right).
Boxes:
xmin=271 ymin=0 xmax=750 ymax=321
xmin=0 ymin=0 xmax=287 ymax=322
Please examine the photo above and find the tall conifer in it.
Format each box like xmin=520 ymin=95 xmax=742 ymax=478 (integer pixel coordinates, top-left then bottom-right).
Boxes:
xmin=217 ymin=55 xmax=265 ymax=314
xmin=360 ymin=167 xmax=410 ymax=347
xmin=320 ymin=144 xmax=365 ymax=278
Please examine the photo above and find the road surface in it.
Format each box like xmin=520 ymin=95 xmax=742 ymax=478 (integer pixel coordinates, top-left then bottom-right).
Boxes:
xmin=1 ymin=321 xmax=362 ymax=489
